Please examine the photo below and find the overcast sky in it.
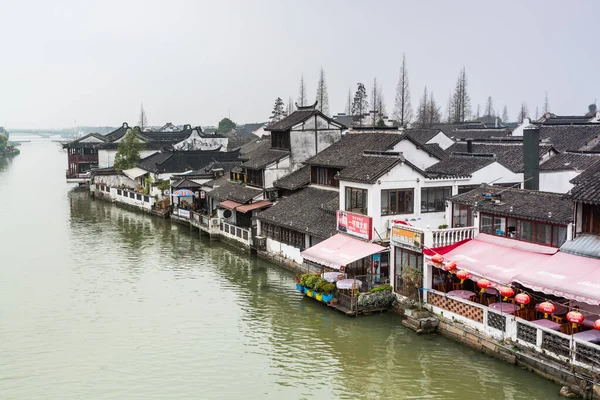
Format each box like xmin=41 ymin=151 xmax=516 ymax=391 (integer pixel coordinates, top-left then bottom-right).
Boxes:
xmin=1 ymin=0 xmax=597 ymax=129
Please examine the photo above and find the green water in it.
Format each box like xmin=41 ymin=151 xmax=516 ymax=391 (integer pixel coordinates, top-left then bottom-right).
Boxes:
xmin=0 ymin=139 xmax=562 ymax=399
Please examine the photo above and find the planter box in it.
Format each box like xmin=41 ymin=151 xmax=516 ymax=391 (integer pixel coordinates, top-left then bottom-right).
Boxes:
xmin=316 ymin=293 xmax=323 ymax=301
xmin=306 ymin=290 xmax=313 ymax=298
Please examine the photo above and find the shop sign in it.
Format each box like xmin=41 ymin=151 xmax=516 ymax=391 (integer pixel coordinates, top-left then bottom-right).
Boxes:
xmin=336 ymin=210 xmax=372 ymax=240
xmin=391 ymin=224 xmax=423 ymax=251
xmin=179 ymin=209 xmax=191 ymax=218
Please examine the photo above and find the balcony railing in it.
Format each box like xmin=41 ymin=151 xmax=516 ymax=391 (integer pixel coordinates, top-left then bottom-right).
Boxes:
xmin=220 ymin=221 xmax=252 ymax=246
xmin=429 ymin=226 xmax=477 ymax=247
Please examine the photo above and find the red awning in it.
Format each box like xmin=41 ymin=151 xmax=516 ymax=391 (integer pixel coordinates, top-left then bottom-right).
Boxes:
xmin=219 ymin=200 xmax=242 ymax=210
xmin=236 ymin=200 xmax=272 ymax=213
xmin=514 ymin=252 xmax=600 ymax=306
xmin=434 ymin=234 xmax=553 ymax=287
xmin=301 ymin=233 xmax=386 ymax=270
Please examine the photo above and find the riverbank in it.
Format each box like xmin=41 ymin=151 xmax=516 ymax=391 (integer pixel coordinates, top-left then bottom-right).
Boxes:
xmin=0 ymin=147 xmax=20 ymax=157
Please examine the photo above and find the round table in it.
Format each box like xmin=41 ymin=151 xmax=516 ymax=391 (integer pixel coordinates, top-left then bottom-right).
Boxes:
xmin=321 ymin=272 xmax=346 ymax=283
xmin=535 ymin=303 xmax=568 ymax=316
xmin=489 ymin=302 xmax=520 ymax=314
xmin=531 ymin=319 xmax=561 ymax=331
xmin=336 ymin=279 xmax=362 ymax=290
xmin=447 ymin=290 xmax=476 ymax=301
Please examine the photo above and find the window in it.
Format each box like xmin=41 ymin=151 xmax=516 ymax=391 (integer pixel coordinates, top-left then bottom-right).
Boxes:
xmin=517 ymin=220 xmax=533 ymax=242
xmin=381 ymin=189 xmax=414 ymax=215
xmin=345 ymin=187 xmax=368 ymax=215
xmin=136 ymin=194 xmax=142 ymax=201
xmin=480 ymin=215 xmax=506 ymax=236
xmin=246 ymin=169 xmax=264 ymax=187
xmin=271 ymin=131 xmax=291 ymax=150
xmin=394 ymin=247 xmax=423 ymax=295
xmin=452 ymin=203 xmax=473 ymax=227
xmin=582 ymin=203 xmax=600 ymax=235
xmin=552 ymin=226 xmax=567 ymax=247
xmin=535 ymin=223 xmax=551 ymax=246
xmin=479 ymin=213 xmax=567 ymax=247
xmin=262 ymin=222 xmax=304 ymax=248
xmin=421 ymin=187 xmax=451 ymax=213
xmin=311 ymin=167 xmax=339 ymax=187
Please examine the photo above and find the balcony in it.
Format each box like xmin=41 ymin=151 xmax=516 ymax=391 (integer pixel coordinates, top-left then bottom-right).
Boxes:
xmin=427 ymin=226 xmax=477 ymax=248
xmin=220 ymin=221 xmax=252 ymax=247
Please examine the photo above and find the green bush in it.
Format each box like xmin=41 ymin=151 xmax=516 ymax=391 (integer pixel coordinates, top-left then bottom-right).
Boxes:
xmin=321 ymin=283 xmax=336 ymax=294
xmin=369 ymin=285 xmax=393 ymax=293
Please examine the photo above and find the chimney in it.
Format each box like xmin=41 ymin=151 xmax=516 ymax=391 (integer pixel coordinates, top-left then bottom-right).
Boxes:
xmin=466 ymin=138 xmax=474 ymax=153
xmin=523 ymin=125 xmax=540 ymax=190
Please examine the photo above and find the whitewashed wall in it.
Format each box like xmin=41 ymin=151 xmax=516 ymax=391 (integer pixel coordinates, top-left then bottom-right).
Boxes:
xmin=427 ymin=132 xmax=454 ymax=150
xmin=392 ymin=140 xmax=440 ymax=170
xmin=264 ymin=157 xmax=291 ymax=188
xmin=265 ymin=238 xmax=304 ymax=265
xmin=540 ymin=170 xmax=577 ymax=193
xmin=173 ymin=131 xmax=228 ymax=151
xmin=289 ymin=114 xmax=342 ymax=169
xmin=98 ymin=149 xmax=157 ymax=168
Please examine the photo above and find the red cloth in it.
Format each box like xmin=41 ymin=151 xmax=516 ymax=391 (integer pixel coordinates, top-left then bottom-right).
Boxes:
xmin=424 ymin=238 xmax=472 ymax=256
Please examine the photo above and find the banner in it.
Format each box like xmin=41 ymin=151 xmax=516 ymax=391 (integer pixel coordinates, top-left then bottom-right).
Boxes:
xmin=336 ymin=210 xmax=372 ymax=240
xmin=178 ymin=209 xmax=191 ymax=219
xmin=391 ymin=224 xmax=423 ymax=251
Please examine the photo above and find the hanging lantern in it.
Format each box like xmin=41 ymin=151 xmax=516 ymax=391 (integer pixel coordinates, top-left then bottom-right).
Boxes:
xmin=594 ymin=319 xmax=600 ymax=331
xmin=499 ymin=287 xmax=515 ymax=301
xmin=566 ymin=311 xmax=585 ymax=329
xmin=477 ymin=279 xmax=491 ymax=294
xmin=538 ymin=301 xmax=556 ymax=319
xmin=431 ymin=253 xmax=444 ymax=265
xmin=515 ymin=293 xmax=531 ymax=309
xmin=456 ymin=270 xmax=470 ymax=284
xmin=443 ymin=261 xmax=457 ymax=273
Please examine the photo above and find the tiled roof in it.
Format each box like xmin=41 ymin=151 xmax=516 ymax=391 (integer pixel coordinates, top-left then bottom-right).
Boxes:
xmin=138 ymin=149 xmax=240 ymax=174
xmin=540 ymin=151 xmax=600 ymax=172
xmin=406 ymin=128 xmax=442 ymax=144
xmin=256 ymin=186 xmax=339 ymax=239
xmin=450 ymin=184 xmax=573 ymax=224
xmin=450 ymin=128 xmax=513 ymax=140
xmin=569 ymin=160 xmax=600 ymax=204
xmin=103 ymin=123 xmax=131 ymax=141
xmin=242 ymin=148 xmax=289 ymax=170
xmin=422 ymin=143 xmax=449 ymax=160
xmin=445 ymin=141 xmax=554 ymax=173
xmin=62 ymin=133 xmax=108 ymax=149
xmin=265 ymin=108 xmax=346 ymax=131
xmin=338 ymin=153 xmax=404 ymax=184
xmin=207 ymin=179 xmax=263 ymax=203
xmin=425 ymin=154 xmax=497 ymax=178
xmin=431 ymin=122 xmax=485 ymax=136
xmin=305 ymin=132 xmax=404 ymax=168
xmin=273 ymin=165 xmax=311 ymax=191
xmin=539 ymin=124 xmax=600 ymax=152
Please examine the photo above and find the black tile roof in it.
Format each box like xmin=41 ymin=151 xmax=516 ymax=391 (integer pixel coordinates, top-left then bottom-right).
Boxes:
xmin=422 ymin=143 xmax=449 ymax=160
xmin=304 ymin=132 xmax=405 ymax=168
xmin=173 ymin=178 xmax=203 ymax=189
xmin=62 ymin=133 xmax=108 ymax=149
xmin=103 ymin=123 xmax=131 ymax=141
xmin=540 ymin=151 xmax=600 ymax=172
xmin=273 ymin=165 xmax=311 ymax=191
xmin=426 ymin=154 xmax=497 ymax=178
xmin=256 ymin=186 xmax=339 ymax=239
xmin=138 ymin=149 xmax=240 ymax=174
xmin=445 ymin=141 xmax=554 ymax=173
xmin=450 ymin=184 xmax=573 ymax=224
xmin=406 ymin=128 xmax=442 ymax=144
xmin=265 ymin=108 xmax=346 ymax=132
xmin=568 ymin=159 xmax=600 ymax=204
xmin=431 ymin=122 xmax=486 ymax=136
xmin=206 ymin=179 xmax=263 ymax=203
xmin=338 ymin=153 xmax=404 ymax=184
xmin=242 ymin=148 xmax=289 ymax=170
xmin=450 ymin=128 xmax=513 ymax=140
xmin=539 ymin=124 xmax=600 ymax=152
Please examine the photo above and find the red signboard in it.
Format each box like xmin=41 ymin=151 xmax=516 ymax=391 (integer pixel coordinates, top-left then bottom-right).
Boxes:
xmin=336 ymin=210 xmax=372 ymax=240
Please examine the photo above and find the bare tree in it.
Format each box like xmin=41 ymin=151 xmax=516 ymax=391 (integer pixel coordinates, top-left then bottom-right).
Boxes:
xmin=502 ymin=105 xmax=509 ymax=122
xmin=138 ymin=103 xmax=148 ymax=131
xmin=427 ymin=91 xmax=442 ymax=126
xmin=475 ymin=104 xmax=481 ymax=119
xmin=517 ymin=103 xmax=529 ymax=123
xmin=393 ymin=54 xmax=413 ymax=127
xmin=287 ymin=96 xmax=294 ymax=116
xmin=445 ymin=93 xmax=452 ymax=123
xmin=543 ymin=92 xmax=550 ymax=114
xmin=415 ymin=87 xmax=428 ymax=128
xmin=535 ymin=106 xmax=539 ymax=121
xmin=315 ymin=67 xmax=330 ymax=115
xmin=485 ymin=96 xmax=494 ymax=117
xmin=450 ymin=67 xmax=471 ymax=122
xmin=376 ymin=83 xmax=386 ymax=115
xmin=345 ymin=88 xmax=352 ymax=115
xmin=297 ymin=75 xmax=307 ymax=107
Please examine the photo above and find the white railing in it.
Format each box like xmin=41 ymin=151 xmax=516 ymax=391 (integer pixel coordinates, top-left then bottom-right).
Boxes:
xmin=220 ymin=221 xmax=252 ymax=246
xmin=425 ymin=289 xmax=600 ymax=371
xmin=429 ymin=226 xmax=477 ymax=247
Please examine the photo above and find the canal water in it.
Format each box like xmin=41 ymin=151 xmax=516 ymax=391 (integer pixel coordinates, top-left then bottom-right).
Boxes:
xmin=0 ymin=139 xmax=562 ymax=399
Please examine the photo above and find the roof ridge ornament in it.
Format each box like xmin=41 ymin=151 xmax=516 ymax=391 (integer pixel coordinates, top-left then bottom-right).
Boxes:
xmin=295 ymin=100 xmax=318 ymax=110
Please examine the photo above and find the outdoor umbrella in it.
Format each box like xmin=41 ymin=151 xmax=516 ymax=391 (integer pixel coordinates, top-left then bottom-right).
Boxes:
xmin=173 ymin=189 xmax=194 ymax=197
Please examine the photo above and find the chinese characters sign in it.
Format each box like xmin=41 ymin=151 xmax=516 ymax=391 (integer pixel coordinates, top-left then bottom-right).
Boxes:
xmin=336 ymin=210 xmax=372 ymax=240
xmin=391 ymin=224 xmax=423 ymax=251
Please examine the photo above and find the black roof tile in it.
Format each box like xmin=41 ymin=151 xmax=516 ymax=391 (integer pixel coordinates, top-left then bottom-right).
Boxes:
xmin=207 ymin=179 xmax=263 ymax=203
xmin=539 ymin=124 xmax=600 ymax=153
xmin=406 ymin=128 xmax=442 ymax=144
xmin=138 ymin=149 xmax=240 ymax=174
xmin=426 ymin=154 xmax=497 ymax=178
xmin=338 ymin=153 xmax=404 ymax=184
xmin=273 ymin=165 xmax=311 ymax=191
xmin=540 ymin=151 xmax=600 ymax=171
xmin=265 ymin=108 xmax=346 ymax=132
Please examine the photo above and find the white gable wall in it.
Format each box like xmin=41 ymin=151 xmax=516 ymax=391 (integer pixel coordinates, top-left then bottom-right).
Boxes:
xmin=426 ymin=131 xmax=454 ymax=150
xmin=469 ymin=161 xmax=523 ymax=186
xmin=264 ymin=156 xmax=291 ymax=188
xmin=173 ymin=130 xmax=228 ymax=151
xmin=98 ymin=149 xmax=157 ymax=168
xmin=391 ymin=140 xmax=440 ymax=170
xmin=289 ymin=114 xmax=343 ymax=169
xmin=540 ymin=170 xmax=578 ymax=193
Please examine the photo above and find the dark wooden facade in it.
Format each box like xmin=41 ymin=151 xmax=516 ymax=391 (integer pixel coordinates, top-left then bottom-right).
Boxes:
xmin=582 ymin=203 xmax=600 ymax=235
xmin=66 ymin=147 xmax=98 ymax=178
xmin=310 ymin=166 xmax=339 ymax=188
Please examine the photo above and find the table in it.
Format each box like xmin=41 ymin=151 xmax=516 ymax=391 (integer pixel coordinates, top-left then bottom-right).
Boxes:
xmin=531 ymin=319 xmax=561 ymax=331
xmin=336 ymin=279 xmax=362 ymax=290
xmin=573 ymin=329 xmax=600 ymax=344
xmin=447 ymin=290 xmax=476 ymax=301
xmin=484 ymin=287 xmax=499 ymax=295
xmin=581 ymin=315 xmax=599 ymax=330
xmin=535 ymin=303 xmax=568 ymax=316
xmin=321 ymin=272 xmax=346 ymax=283
xmin=489 ymin=303 xmax=520 ymax=314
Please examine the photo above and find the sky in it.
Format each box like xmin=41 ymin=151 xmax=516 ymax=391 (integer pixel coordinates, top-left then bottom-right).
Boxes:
xmin=0 ymin=0 xmax=598 ymax=129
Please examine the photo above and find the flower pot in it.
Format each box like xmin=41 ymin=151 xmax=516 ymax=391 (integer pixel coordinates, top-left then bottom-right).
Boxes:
xmin=322 ymin=294 xmax=333 ymax=303
xmin=295 ymin=283 xmax=303 ymax=292
xmin=306 ymin=290 xmax=313 ymax=298
xmin=316 ymin=293 xmax=323 ymax=301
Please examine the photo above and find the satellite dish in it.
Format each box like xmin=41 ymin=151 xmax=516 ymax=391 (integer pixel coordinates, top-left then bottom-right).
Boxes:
xmin=223 ymin=209 xmax=232 ymax=218
xmin=164 ymin=190 xmax=170 ymax=196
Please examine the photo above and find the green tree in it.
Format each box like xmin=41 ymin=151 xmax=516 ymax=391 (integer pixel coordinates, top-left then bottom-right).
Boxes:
xmin=217 ymin=118 xmax=236 ymax=134
xmin=113 ymin=128 xmax=142 ymax=170
xmin=0 ymin=134 xmax=7 ymax=150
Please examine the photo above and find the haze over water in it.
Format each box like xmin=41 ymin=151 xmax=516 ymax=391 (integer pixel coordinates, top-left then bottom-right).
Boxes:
xmin=0 ymin=139 xmax=561 ymax=399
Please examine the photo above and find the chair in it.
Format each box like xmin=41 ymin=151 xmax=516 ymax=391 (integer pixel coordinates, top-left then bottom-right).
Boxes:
xmin=436 ymin=283 xmax=446 ymax=293
xmin=486 ymin=296 xmax=496 ymax=306
xmin=552 ymin=315 xmax=565 ymax=325
xmin=452 ymin=282 xmax=462 ymax=291
xmin=525 ymin=308 xmax=537 ymax=321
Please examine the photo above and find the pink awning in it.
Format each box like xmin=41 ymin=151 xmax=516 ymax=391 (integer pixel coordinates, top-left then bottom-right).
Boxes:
xmin=436 ymin=234 xmax=553 ymax=287
xmin=514 ymin=252 xmax=600 ymax=306
xmin=218 ymin=200 xmax=242 ymax=210
xmin=236 ymin=200 xmax=272 ymax=213
xmin=301 ymin=233 xmax=386 ymax=270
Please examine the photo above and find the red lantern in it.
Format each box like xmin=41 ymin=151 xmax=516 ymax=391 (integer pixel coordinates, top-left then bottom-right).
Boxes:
xmin=456 ymin=270 xmax=470 ymax=284
xmin=499 ymin=287 xmax=515 ymax=301
xmin=538 ymin=301 xmax=556 ymax=319
xmin=443 ymin=261 xmax=457 ymax=273
xmin=477 ymin=279 xmax=491 ymax=294
xmin=594 ymin=319 xmax=600 ymax=331
xmin=515 ymin=293 xmax=531 ymax=309
xmin=566 ymin=311 xmax=585 ymax=329
xmin=431 ymin=253 xmax=444 ymax=265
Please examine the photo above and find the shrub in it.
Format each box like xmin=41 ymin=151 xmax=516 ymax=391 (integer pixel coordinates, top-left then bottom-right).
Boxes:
xmin=369 ymin=285 xmax=393 ymax=293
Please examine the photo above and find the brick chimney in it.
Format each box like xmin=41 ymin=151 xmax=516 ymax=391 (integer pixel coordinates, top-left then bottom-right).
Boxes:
xmin=523 ymin=125 xmax=540 ymax=190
